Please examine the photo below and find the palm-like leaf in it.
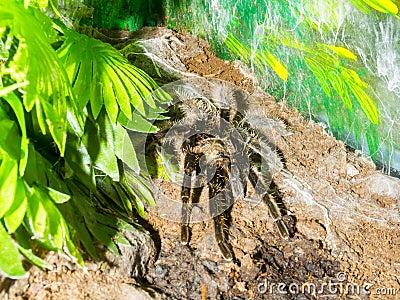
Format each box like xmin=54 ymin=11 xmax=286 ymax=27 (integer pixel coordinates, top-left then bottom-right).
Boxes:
xmin=349 ymin=0 xmax=398 ymax=15
xmin=0 ymin=0 xmax=169 ymax=279
xmin=56 ymin=26 xmax=170 ymax=125
xmin=225 ymin=31 xmax=380 ymax=125
xmin=225 ymin=33 xmax=289 ymax=82
xmin=0 ymin=0 xmax=72 ymax=155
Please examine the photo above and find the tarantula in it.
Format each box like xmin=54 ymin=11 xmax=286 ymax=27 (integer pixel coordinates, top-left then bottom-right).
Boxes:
xmin=157 ymin=78 xmax=293 ymax=260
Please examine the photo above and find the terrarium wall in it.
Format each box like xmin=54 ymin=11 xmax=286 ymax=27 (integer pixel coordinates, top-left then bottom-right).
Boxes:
xmin=85 ymin=0 xmax=400 ymax=175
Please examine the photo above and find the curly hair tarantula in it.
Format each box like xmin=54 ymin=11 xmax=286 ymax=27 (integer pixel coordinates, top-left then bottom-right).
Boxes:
xmin=156 ymin=78 xmax=294 ymax=260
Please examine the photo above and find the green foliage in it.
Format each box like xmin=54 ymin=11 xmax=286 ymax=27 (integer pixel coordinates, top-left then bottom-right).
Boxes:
xmin=225 ymin=12 xmax=380 ymax=126
xmin=0 ymin=222 xmax=26 ymax=279
xmin=0 ymin=0 xmax=169 ymax=278
xmin=1 ymin=1 xmax=70 ymax=156
xmin=56 ymin=26 xmax=165 ymax=123
xmin=217 ymin=0 xmax=387 ymax=162
xmin=225 ymin=33 xmax=289 ymax=82
xmin=349 ymin=0 xmax=398 ymax=15
xmin=159 ymin=0 xmax=400 ymax=168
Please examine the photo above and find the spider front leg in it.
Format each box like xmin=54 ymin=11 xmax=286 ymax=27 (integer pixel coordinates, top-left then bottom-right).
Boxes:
xmin=181 ymin=151 xmax=199 ymax=244
xmin=248 ymin=153 xmax=290 ymax=239
xmin=209 ymin=163 xmax=234 ymax=260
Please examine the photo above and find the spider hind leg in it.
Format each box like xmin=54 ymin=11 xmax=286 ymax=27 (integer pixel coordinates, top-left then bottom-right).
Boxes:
xmin=248 ymin=154 xmax=290 ymax=239
xmin=180 ymin=141 xmax=204 ymax=245
xmin=180 ymin=152 xmax=196 ymax=244
xmin=181 ymin=133 xmax=235 ymax=260
xmin=209 ymin=163 xmax=234 ymax=261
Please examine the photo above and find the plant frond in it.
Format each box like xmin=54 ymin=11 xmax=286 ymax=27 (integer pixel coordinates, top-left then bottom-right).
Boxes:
xmin=0 ymin=0 xmax=73 ymax=156
xmin=225 ymin=33 xmax=289 ymax=82
xmin=56 ymin=26 xmax=170 ymax=125
xmin=349 ymin=0 xmax=398 ymax=15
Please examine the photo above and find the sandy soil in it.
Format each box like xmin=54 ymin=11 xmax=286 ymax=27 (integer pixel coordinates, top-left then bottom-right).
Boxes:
xmin=1 ymin=27 xmax=399 ymax=300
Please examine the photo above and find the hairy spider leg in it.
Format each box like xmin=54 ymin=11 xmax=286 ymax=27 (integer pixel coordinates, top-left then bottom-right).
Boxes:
xmin=208 ymin=157 xmax=234 ymax=261
xmin=181 ymin=132 xmax=234 ymax=260
xmin=181 ymin=134 xmax=211 ymax=244
xmin=248 ymin=152 xmax=290 ymax=239
xmin=181 ymin=152 xmax=195 ymax=244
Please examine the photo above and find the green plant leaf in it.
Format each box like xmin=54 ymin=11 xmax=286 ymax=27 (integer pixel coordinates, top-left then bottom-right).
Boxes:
xmin=64 ymin=235 xmax=84 ymax=266
xmin=4 ymin=179 xmax=27 ymax=233
xmin=327 ymin=71 xmax=352 ymax=108
xmin=342 ymin=69 xmax=380 ymax=124
xmin=117 ymin=178 xmax=145 ymax=218
xmin=350 ymin=0 xmax=398 ymax=14
xmin=131 ymin=195 xmax=145 ymax=218
xmin=324 ymin=45 xmax=358 ymax=60
xmin=225 ymin=33 xmax=289 ymax=82
xmin=124 ymin=110 xmax=158 ymax=133
xmin=0 ymin=222 xmax=26 ymax=279
xmin=112 ymin=181 xmax=133 ymax=213
xmin=58 ymin=183 xmax=99 ymax=260
xmin=92 ymin=211 xmax=139 ymax=232
xmin=82 ymin=111 xmax=119 ymax=181
xmin=0 ymin=82 xmax=29 ymax=98
xmin=0 ymin=0 xmax=71 ymax=155
xmin=56 ymin=26 xmax=166 ymax=123
xmin=268 ymin=32 xmax=380 ymax=125
xmin=12 ymin=227 xmax=54 ymax=269
xmin=255 ymin=48 xmax=289 ymax=82
xmin=102 ymin=59 xmax=132 ymax=119
xmin=151 ymin=146 xmax=182 ymax=181
xmin=0 ymin=118 xmax=21 ymax=161
xmin=2 ymin=93 xmax=29 ymax=175
xmin=46 ymin=187 xmax=71 ymax=204
xmin=305 ymin=56 xmax=332 ymax=97
xmin=115 ymin=123 xmax=139 ymax=172
xmin=0 ymin=155 xmax=18 ymax=218
xmin=125 ymin=173 xmax=155 ymax=207
xmin=25 ymin=186 xmax=67 ymax=250
xmin=25 ymin=187 xmax=49 ymax=245
xmin=38 ymin=187 xmax=68 ymax=249
xmin=23 ymin=144 xmax=51 ymax=186
xmin=112 ymin=231 xmax=131 ymax=246
xmin=17 ymin=247 xmax=53 ymax=270
xmin=64 ymin=132 xmax=95 ymax=188
xmin=86 ymin=221 xmax=119 ymax=255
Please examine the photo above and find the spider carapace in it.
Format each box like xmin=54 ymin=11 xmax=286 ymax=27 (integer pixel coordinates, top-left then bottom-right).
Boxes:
xmin=159 ymin=79 xmax=293 ymax=260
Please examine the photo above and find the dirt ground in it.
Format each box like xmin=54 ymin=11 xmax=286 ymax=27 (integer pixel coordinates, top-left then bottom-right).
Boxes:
xmin=2 ymin=27 xmax=400 ymax=300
